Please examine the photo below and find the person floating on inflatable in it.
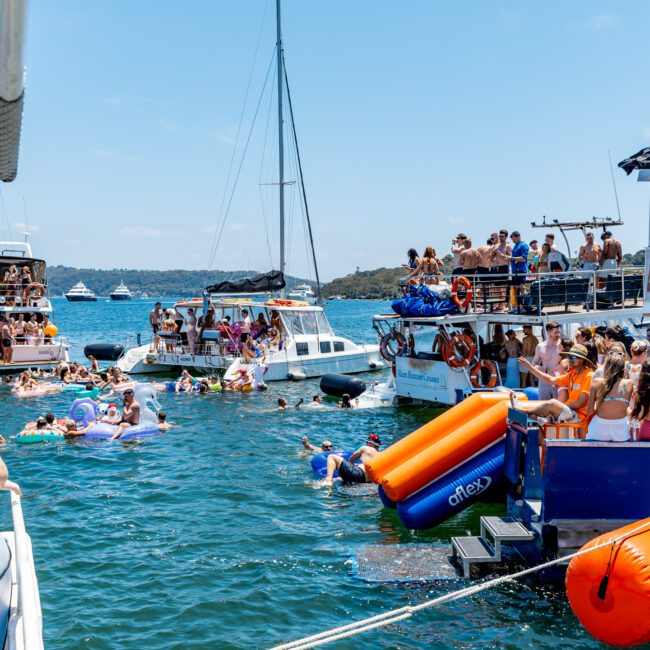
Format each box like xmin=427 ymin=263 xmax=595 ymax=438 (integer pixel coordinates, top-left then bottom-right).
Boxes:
xmin=175 ymin=370 xmax=195 ymax=393
xmin=111 ymin=389 xmax=140 ymax=440
xmin=323 ymin=434 xmax=381 ymax=486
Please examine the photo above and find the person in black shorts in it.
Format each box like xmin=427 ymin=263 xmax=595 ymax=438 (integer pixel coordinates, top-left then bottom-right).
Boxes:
xmin=324 ymin=434 xmax=382 ymax=485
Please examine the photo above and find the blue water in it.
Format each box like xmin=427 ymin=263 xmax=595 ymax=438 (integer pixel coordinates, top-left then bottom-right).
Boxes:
xmin=0 ymin=298 xmax=600 ymax=649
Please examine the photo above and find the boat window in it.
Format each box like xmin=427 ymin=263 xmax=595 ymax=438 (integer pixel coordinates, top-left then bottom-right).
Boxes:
xmin=300 ymin=311 xmax=318 ymax=335
xmin=333 ymin=341 xmax=344 ymax=352
xmin=296 ymin=342 xmax=309 ymax=356
xmin=284 ymin=311 xmax=304 ymax=335
xmin=315 ymin=311 xmax=333 ymax=336
xmin=320 ymin=341 xmax=331 ymax=354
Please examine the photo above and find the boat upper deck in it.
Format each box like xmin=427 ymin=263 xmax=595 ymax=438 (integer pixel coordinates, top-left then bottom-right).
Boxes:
xmin=374 ymin=266 xmax=645 ymax=326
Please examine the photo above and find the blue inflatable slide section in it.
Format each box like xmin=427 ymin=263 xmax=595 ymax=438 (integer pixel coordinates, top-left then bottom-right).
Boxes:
xmin=395 ymin=439 xmax=506 ymax=530
xmin=391 ymin=283 xmax=459 ymax=318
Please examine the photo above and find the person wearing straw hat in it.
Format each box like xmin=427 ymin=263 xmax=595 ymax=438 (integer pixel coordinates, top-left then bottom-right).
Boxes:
xmin=511 ymin=344 xmax=595 ymax=425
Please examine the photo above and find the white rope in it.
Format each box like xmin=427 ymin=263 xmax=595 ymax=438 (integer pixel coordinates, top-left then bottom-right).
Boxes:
xmin=269 ymin=519 xmax=650 ymax=650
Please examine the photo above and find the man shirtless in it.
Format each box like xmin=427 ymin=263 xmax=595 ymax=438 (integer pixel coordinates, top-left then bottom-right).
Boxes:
xmin=111 ymin=389 xmax=140 ymax=440
xmin=459 ymin=239 xmax=481 ymax=275
xmin=489 ymin=230 xmax=512 ymax=311
xmin=520 ymin=325 xmax=539 ymax=387
xmin=578 ymin=232 xmax=600 ymax=271
xmin=524 ymin=320 xmax=561 ymax=400
xmin=545 ymin=233 xmax=558 ymax=252
xmin=149 ymin=302 xmax=162 ymax=349
xmin=324 ymin=434 xmax=381 ymax=485
xmin=599 ymin=231 xmax=622 ymax=272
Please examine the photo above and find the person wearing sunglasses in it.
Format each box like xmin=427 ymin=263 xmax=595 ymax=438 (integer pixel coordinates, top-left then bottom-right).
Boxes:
xmin=302 ymin=436 xmax=333 ymax=453
xmin=512 ymin=344 xmax=595 ymax=431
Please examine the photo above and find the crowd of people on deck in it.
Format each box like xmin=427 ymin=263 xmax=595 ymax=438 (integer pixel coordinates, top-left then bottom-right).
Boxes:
xmin=503 ymin=321 xmax=650 ymax=442
xmin=149 ymin=302 xmax=284 ymax=360
xmin=403 ymin=229 xmax=625 ymax=313
xmin=0 ymin=313 xmax=55 ymax=364
xmin=0 ymin=264 xmax=35 ymax=306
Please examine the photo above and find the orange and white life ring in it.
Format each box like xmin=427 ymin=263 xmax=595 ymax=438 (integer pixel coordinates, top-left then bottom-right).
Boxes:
xmin=379 ymin=331 xmax=407 ymax=362
xmin=26 ymin=282 xmax=45 ymax=299
xmin=470 ymin=360 xmax=498 ymax=388
xmin=442 ymin=334 xmax=476 ymax=368
xmin=451 ymin=276 xmax=473 ymax=310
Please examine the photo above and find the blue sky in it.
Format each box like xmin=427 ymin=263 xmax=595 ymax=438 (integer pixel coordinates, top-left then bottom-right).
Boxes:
xmin=1 ymin=1 xmax=649 ymax=281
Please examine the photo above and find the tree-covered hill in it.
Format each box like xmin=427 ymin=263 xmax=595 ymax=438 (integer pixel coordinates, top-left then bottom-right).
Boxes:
xmin=46 ymin=266 xmax=313 ymax=298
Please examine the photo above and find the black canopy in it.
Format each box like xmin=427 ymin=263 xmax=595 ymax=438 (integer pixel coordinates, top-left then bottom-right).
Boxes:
xmin=205 ymin=270 xmax=286 ymax=295
xmin=618 ymin=147 xmax=650 ymax=176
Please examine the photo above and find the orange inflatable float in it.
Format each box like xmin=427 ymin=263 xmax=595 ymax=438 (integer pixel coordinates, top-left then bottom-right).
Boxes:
xmin=366 ymin=392 xmax=529 ymax=502
xmin=566 ymin=518 xmax=650 ymax=648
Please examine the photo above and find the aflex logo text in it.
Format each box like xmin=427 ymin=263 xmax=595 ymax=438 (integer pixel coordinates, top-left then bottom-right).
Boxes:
xmin=448 ymin=476 xmax=492 ymax=507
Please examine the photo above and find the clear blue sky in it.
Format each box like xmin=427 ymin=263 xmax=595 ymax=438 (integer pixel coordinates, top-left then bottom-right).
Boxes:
xmin=1 ymin=1 xmax=649 ymax=281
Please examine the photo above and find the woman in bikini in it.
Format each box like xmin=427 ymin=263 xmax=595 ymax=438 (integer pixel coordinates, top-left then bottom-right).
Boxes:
xmin=586 ymin=351 xmax=633 ymax=441
xmin=408 ymin=246 xmax=441 ymax=285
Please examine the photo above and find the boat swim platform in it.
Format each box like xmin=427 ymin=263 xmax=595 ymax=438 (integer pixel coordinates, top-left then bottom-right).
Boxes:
xmin=0 ymin=360 xmax=60 ymax=374
xmin=351 ymin=544 xmax=462 ymax=583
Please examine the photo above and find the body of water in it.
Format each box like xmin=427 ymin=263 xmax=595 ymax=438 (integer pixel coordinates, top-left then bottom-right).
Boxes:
xmin=0 ymin=298 xmax=598 ymax=649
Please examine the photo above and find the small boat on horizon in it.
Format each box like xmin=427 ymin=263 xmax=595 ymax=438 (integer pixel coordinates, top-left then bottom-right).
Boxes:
xmin=286 ymin=283 xmax=317 ymax=305
xmin=110 ymin=281 xmax=132 ymax=301
xmin=64 ymin=281 xmax=97 ymax=302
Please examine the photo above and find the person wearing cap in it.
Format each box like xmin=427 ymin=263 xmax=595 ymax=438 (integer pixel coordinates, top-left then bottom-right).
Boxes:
xmin=512 ymin=343 xmax=595 ymax=428
xmin=323 ymin=434 xmax=382 ymax=485
xmin=111 ymin=388 xmax=140 ymax=440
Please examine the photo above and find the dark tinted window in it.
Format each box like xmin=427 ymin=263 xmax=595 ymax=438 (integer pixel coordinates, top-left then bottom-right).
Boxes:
xmin=296 ymin=342 xmax=309 ymax=356
xmin=333 ymin=341 xmax=344 ymax=352
xmin=320 ymin=341 xmax=331 ymax=354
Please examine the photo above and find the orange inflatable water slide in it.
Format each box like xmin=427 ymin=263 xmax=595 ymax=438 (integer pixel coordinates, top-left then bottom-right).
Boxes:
xmin=366 ymin=392 xmax=528 ymax=503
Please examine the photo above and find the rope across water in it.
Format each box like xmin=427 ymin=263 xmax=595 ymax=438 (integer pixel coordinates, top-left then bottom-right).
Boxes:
xmin=269 ymin=519 xmax=650 ymax=650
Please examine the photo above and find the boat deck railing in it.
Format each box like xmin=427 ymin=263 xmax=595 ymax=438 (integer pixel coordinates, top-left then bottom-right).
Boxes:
xmin=0 ymin=282 xmax=50 ymax=310
xmin=400 ymin=266 xmax=644 ymax=315
xmin=8 ymin=492 xmax=43 ymax=649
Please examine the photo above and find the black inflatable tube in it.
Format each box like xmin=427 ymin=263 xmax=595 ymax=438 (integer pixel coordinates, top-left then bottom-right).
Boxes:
xmin=84 ymin=343 xmax=125 ymax=362
xmin=320 ymin=373 xmax=367 ymax=399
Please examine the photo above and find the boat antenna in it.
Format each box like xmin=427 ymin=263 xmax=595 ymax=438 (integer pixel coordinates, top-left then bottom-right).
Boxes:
xmin=276 ymin=0 xmax=286 ymax=296
xmin=608 ymin=150 xmax=622 ymax=221
xmin=283 ymin=59 xmax=322 ymax=304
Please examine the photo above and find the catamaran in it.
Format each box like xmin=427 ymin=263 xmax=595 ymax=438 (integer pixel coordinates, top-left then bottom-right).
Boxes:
xmin=116 ymin=1 xmax=384 ymax=380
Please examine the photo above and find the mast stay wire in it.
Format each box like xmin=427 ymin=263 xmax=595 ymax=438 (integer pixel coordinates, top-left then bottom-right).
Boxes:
xmin=608 ymin=150 xmax=623 ymax=221
xmin=208 ymin=48 xmax=276 ymax=270
xmin=207 ymin=0 xmax=271 ymax=270
xmin=282 ymin=57 xmax=322 ymax=302
xmin=259 ymin=60 xmax=278 ymax=270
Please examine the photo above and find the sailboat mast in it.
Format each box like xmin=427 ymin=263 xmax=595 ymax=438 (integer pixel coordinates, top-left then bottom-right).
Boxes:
xmin=276 ymin=0 xmax=286 ymax=292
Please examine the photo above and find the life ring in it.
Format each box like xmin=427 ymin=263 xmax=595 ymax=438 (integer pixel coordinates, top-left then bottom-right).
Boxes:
xmin=442 ymin=334 xmax=476 ymax=368
xmin=26 ymin=282 xmax=45 ymax=301
xmin=470 ymin=360 xmax=498 ymax=388
xmin=379 ymin=331 xmax=407 ymax=362
xmin=451 ymin=276 xmax=473 ymax=309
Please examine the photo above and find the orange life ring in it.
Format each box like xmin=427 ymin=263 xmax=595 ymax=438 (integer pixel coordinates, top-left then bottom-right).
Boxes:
xmin=451 ymin=276 xmax=473 ymax=309
xmin=26 ymin=282 xmax=45 ymax=299
xmin=380 ymin=331 xmax=407 ymax=362
xmin=442 ymin=334 xmax=476 ymax=368
xmin=470 ymin=360 xmax=498 ymax=388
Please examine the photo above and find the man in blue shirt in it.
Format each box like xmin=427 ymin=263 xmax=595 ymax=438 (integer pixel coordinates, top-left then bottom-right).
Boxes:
xmin=510 ymin=231 xmax=529 ymax=312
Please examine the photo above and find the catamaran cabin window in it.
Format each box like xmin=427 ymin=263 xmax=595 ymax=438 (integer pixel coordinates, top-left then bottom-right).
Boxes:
xmin=320 ymin=341 xmax=331 ymax=354
xmin=315 ymin=311 xmax=333 ymax=336
xmin=300 ymin=311 xmax=318 ymax=335
xmin=296 ymin=342 xmax=309 ymax=356
xmin=333 ymin=341 xmax=344 ymax=352
xmin=284 ymin=312 xmax=304 ymax=335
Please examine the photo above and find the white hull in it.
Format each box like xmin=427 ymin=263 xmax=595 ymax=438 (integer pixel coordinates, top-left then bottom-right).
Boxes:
xmin=118 ymin=342 xmax=384 ymax=380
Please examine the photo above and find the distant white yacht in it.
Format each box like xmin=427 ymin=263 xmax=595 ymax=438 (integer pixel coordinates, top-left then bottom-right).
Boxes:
xmin=286 ymin=283 xmax=317 ymax=305
xmin=110 ymin=281 xmax=132 ymax=301
xmin=64 ymin=281 xmax=97 ymax=302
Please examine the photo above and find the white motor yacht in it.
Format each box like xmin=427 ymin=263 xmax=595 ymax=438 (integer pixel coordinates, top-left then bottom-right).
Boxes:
xmin=109 ymin=281 xmax=132 ymax=301
xmin=0 ymin=239 xmax=69 ymax=373
xmin=286 ymin=283 xmax=317 ymax=305
xmin=64 ymin=282 xmax=97 ymax=302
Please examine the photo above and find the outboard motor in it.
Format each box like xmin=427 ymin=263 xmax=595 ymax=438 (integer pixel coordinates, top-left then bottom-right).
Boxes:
xmin=320 ymin=374 xmax=366 ymax=399
xmin=84 ymin=343 xmax=125 ymax=362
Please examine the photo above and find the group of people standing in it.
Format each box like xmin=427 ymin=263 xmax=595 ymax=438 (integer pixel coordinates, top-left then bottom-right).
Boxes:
xmin=404 ymin=229 xmax=624 ymax=312
xmin=0 ymin=264 xmax=34 ymax=306
xmin=0 ymin=313 xmax=53 ymax=364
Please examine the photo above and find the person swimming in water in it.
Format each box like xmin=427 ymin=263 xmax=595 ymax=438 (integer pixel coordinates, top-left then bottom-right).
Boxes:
xmin=301 ymin=437 xmax=333 ymax=452
xmin=323 ymin=434 xmax=381 ymax=485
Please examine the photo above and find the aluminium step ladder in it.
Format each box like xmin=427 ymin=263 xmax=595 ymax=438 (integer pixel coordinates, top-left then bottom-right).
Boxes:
xmin=451 ymin=515 xmax=534 ymax=578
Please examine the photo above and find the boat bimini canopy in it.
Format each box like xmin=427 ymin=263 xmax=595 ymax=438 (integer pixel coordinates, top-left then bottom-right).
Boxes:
xmin=205 ymin=270 xmax=285 ymax=295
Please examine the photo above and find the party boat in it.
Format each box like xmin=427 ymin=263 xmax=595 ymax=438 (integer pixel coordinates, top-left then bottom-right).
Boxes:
xmin=116 ymin=1 xmax=384 ymax=380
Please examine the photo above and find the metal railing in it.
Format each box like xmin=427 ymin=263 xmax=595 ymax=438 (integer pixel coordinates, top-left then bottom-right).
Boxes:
xmin=0 ymin=282 xmax=48 ymax=309
xmin=400 ymin=266 xmax=644 ymax=314
xmin=9 ymin=492 xmax=43 ymax=650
